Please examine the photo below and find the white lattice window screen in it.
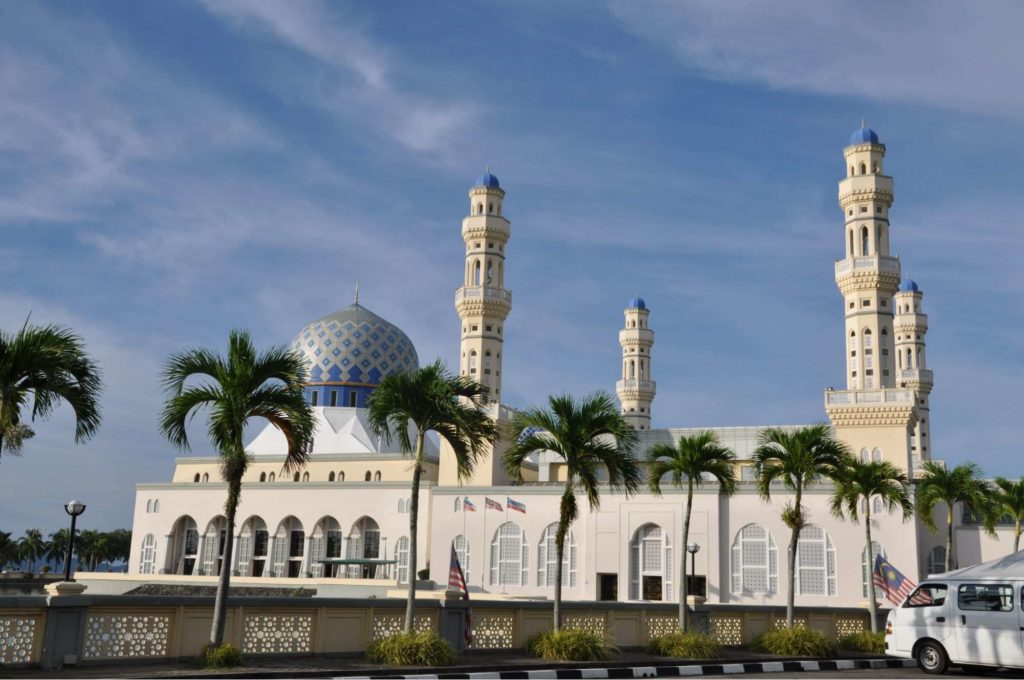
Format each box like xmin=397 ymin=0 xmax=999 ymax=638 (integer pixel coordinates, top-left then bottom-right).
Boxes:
xmin=490 ymin=522 xmax=527 ymax=586
xmin=201 ymin=534 xmax=217 ymax=575
xmin=862 ymin=542 xmax=885 ymax=597
xmin=872 ymin=447 xmax=883 ymax=462
xmin=537 ymin=524 xmax=576 ymax=587
xmin=796 ymin=525 xmax=836 ymax=595
xmin=396 ymin=536 xmax=409 ymax=583
xmin=139 ymin=534 xmax=156 ymax=575
xmin=926 ymin=546 xmax=947 ymax=575
xmin=731 ymin=523 xmax=778 ymax=594
xmin=271 ymin=530 xmax=287 ymax=577
xmin=630 ymin=524 xmax=670 ymax=600
xmin=453 ymin=535 xmax=470 ymax=584
xmin=310 ymin=536 xmax=324 ymax=578
xmin=872 ymin=497 xmax=883 ymax=514
xmin=860 ymin=448 xmax=869 ymax=463
xmin=237 ymin=536 xmax=252 ymax=576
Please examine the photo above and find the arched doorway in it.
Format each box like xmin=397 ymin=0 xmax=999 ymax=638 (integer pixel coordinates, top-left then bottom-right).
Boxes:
xmin=168 ymin=516 xmax=199 ymax=575
xmin=310 ymin=516 xmax=342 ymax=577
xmin=271 ymin=516 xmax=305 ymax=578
xmin=236 ymin=516 xmax=268 ymax=577
xmin=346 ymin=516 xmax=380 ymax=578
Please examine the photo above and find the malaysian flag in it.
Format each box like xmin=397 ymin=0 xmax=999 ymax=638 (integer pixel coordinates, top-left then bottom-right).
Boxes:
xmin=873 ymin=555 xmax=924 ymax=605
xmin=448 ymin=544 xmax=469 ymax=595
xmin=485 ymin=497 xmax=503 ymax=511
xmin=507 ymin=497 xmax=526 ymax=514
xmin=463 ymin=498 xmax=477 ymax=512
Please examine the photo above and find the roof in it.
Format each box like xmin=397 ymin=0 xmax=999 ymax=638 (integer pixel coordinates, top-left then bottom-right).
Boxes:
xmin=850 ymin=126 xmax=880 ymax=145
xmin=933 ymin=549 xmax=1024 ymax=580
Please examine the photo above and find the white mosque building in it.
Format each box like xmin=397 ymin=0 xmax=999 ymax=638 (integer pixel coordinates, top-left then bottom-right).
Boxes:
xmin=128 ymin=128 xmax=1008 ymax=608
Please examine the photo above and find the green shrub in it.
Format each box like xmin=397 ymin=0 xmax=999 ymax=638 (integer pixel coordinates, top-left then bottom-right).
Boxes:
xmin=751 ymin=627 xmax=837 ymax=657
xmin=837 ymin=631 xmax=885 ymax=654
xmin=526 ymin=628 xmax=615 ymax=662
xmin=647 ymin=630 xmax=721 ymax=659
xmin=366 ymin=630 xmax=455 ymax=666
xmin=202 ymin=642 xmax=243 ymax=668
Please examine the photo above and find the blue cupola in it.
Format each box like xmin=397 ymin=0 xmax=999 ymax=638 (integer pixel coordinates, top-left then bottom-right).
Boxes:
xmin=474 ymin=171 xmax=500 ymax=188
xmin=849 ymin=126 xmax=880 ymax=145
xmin=627 ymin=296 xmax=646 ymax=310
xmin=899 ymin=279 xmax=919 ymax=292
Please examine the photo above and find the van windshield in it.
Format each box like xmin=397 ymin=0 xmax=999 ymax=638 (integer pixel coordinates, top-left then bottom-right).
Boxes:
xmin=904 ymin=583 xmax=947 ymax=607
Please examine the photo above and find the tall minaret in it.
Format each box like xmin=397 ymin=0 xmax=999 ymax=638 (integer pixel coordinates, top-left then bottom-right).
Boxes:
xmin=894 ymin=279 xmax=933 ymax=469
xmin=456 ymin=170 xmax=511 ymax=404
xmin=616 ymin=296 xmax=656 ymax=430
xmin=834 ymin=125 xmax=899 ymax=391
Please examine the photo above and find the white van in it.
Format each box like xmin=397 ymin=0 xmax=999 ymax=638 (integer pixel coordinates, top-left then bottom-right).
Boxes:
xmin=885 ymin=552 xmax=1024 ymax=674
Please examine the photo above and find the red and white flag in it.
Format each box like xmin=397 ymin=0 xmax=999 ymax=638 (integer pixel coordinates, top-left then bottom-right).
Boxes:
xmin=448 ymin=544 xmax=469 ymax=595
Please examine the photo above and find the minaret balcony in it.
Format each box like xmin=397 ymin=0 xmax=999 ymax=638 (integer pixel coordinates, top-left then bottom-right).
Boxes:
xmin=616 ymin=379 xmax=656 ymax=396
xmin=835 ymin=255 xmax=900 ymax=277
xmin=898 ymin=369 xmax=933 ymax=386
xmin=455 ymin=286 xmax=512 ymax=305
xmin=824 ymin=387 xmax=915 ymax=406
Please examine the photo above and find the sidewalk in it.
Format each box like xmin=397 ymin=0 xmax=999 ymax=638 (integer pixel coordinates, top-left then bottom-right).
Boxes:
xmin=1 ymin=650 xmax=910 ymax=679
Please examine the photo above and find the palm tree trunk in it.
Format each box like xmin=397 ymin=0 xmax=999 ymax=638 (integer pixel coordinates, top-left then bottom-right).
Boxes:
xmin=210 ymin=475 xmax=240 ymax=647
xmin=403 ymin=431 xmax=425 ymax=635
xmin=1015 ymin=520 xmax=1021 ymax=553
xmin=786 ymin=485 xmax=802 ymax=628
xmin=864 ymin=507 xmax=877 ymax=634
xmin=945 ymin=505 xmax=954 ymax=572
xmin=554 ymin=489 xmax=571 ymax=632
xmin=680 ymin=478 xmax=693 ymax=632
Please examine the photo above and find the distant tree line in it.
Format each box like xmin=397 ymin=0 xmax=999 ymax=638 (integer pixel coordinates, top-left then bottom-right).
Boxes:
xmin=0 ymin=528 xmax=131 ymax=573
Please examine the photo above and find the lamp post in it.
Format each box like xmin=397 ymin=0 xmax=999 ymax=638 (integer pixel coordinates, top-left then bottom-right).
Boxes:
xmin=686 ymin=542 xmax=700 ymax=599
xmin=63 ymin=500 xmax=86 ymax=582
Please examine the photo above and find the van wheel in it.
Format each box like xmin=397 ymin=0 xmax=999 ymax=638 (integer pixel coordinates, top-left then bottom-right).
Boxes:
xmin=917 ymin=640 xmax=949 ymax=674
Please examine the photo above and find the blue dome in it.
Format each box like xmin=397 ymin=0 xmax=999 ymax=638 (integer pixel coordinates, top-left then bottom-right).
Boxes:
xmin=899 ymin=279 xmax=919 ymax=292
xmin=474 ymin=171 xmax=500 ymax=188
xmin=627 ymin=296 xmax=646 ymax=310
xmin=850 ymin=127 xmax=880 ymax=145
xmin=292 ymin=304 xmax=419 ymax=407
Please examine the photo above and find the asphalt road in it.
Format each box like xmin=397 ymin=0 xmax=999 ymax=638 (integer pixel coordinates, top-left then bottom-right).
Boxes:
xmin=808 ymin=667 xmax=1024 ymax=678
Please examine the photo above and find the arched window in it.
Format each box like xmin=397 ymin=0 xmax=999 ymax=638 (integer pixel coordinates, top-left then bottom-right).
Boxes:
xmin=153 ymin=499 xmax=159 ymax=513
xmin=926 ymin=545 xmax=948 ymax=575
xmin=339 ymin=471 xmax=345 ymax=482
xmin=268 ymin=472 xmax=275 ymax=482
xmin=328 ymin=471 xmax=335 ymax=482
xmin=202 ymin=473 xmax=209 ymax=483
xmin=346 ymin=516 xmax=381 ymax=578
xmin=538 ymin=523 xmax=577 ymax=587
xmin=260 ymin=472 xmax=267 ymax=482
xmin=730 ymin=523 xmax=778 ymax=594
xmin=630 ymin=523 xmax=672 ymax=600
xmin=453 ymin=535 xmax=471 ymax=584
xmin=906 ymin=348 xmax=913 ymax=368
xmin=237 ymin=516 xmax=268 ymax=577
xmin=490 ymin=522 xmax=528 ymax=586
xmin=302 ymin=472 xmax=309 ymax=482
xmin=863 ymin=329 xmax=873 ymax=348
xmin=872 ymin=447 xmax=882 ymax=462
xmin=861 ymin=226 xmax=869 ymax=255
xmin=862 ymin=542 xmax=885 ymax=597
xmin=860 ymin=162 xmax=866 ymax=175
xmin=139 ymin=534 xmax=156 ymax=574
xmin=473 ymin=260 xmax=481 ymax=285
xmin=170 ymin=516 xmax=199 ymax=575
xmin=629 ymin=360 xmax=636 ymax=379
xmin=454 ymin=497 xmax=462 ymax=512
xmin=872 ymin=496 xmax=883 ymax=514
xmin=194 ymin=473 xmax=200 ymax=483
xmin=374 ymin=470 xmax=382 ymax=482
xmin=795 ymin=525 xmax=836 ymax=595
xmin=398 ymin=498 xmax=407 ymax=513
xmin=200 ymin=516 xmax=228 ymax=576
xmin=308 ymin=516 xmax=341 ymax=578
xmin=396 ymin=536 xmax=410 ymax=583
xmin=848 ymin=229 xmax=854 ymax=256
xmin=293 ymin=472 xmax=300 ymax=482
xmin=365 ymin=471 xmax=372 ymax=482
xmin=146 ymin=499 xmax=153 ymax=513
xmin=476 ymin=203 xmax=483 ymax=215
xmin=860 ymin=447 xmax=869 ymax=463
xmin=487 ymin=203 xmax=493 ymax=214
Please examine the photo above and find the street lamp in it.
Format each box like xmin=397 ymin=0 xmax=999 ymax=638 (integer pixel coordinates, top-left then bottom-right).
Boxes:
xmin=63 ymin=500 xmax=86 ymax=582
xmin=686 ymin=542 xmax=700 ymax=597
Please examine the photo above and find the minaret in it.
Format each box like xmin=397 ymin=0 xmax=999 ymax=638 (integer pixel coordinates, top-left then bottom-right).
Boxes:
xmin=616 ymin=296 xmax=655 ymax=430
xmin=834 ymin=124 xmax=899 ymax=391
xmin=894 ymin=279 xmax=933 ymax=469
xmin=455 ymin=170 xmax=511 ymax=403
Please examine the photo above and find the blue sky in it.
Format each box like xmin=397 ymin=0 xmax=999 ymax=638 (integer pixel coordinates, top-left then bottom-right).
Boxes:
xmin=1 ymin=1 xmax=1022 ymax=533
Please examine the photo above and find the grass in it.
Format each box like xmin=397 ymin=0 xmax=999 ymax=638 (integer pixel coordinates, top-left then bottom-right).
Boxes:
xmin=202 ymin=642 xmax=243 ymax=668
xmin=647 ymin=630 xmax=721 ymax=659
xmin=751 ymin=627 xmax=837 ymax=657
xmin=366 ymin=630 xmax=455 ymax=666
xmin=526 ymin=628 xmax=616 ymax=662
xmin=837 ymin=631 xmax=885 ymax=654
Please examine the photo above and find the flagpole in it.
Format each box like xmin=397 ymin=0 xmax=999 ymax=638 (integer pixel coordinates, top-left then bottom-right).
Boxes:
xmin=481 ymin=498 xmax=487 ymax=590
xmin=462 ymin=498 xmax=467 ymax=587
xmin=503 ymin=497 xmax=509 ymax=595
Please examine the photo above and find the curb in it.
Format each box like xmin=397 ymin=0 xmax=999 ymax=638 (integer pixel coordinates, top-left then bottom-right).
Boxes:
xmin=344 ymin=658 xmax=917 ymax=679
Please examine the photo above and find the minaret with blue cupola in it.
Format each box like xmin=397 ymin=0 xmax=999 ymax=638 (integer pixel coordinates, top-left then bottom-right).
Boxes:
xmin=455 ymin=170 xmax=511 ymax=403
xmin=834 ymin=124 xmax=900 ymax=391
xmin=894 ymin=278 xmax=934 ymax=468
xmin=616 ymin=297 xmax=655 ymax=430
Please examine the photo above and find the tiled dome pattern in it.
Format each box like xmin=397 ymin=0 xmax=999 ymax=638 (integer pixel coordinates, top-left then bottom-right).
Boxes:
xmin=292 ymin=304 xmax=418 ymax=387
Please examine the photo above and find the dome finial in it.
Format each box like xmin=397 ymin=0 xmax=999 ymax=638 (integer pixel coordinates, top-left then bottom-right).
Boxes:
xmin=861 ymin=118 xmax=866 ymax=129
xmin=354 ymin=280 xmax=360 ymax=305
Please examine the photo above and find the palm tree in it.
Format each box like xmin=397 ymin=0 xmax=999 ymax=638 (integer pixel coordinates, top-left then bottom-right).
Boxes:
xmin=504 ymin=392 xmax=641 ymax=631
xmin=829 ymin=459 xmax=913 ymax=633
xmin=753 ymin=424 xmax=850 ymax=628
xmin=916 ymin=461 xmax=994 ymax=572
xmin=368 ymin=360 xmax=497 ymax=634
xmin=647 ymin=430 xmax=736 ymax=631
xmin=74 ymin=530 xmax=99 ymax=572
xmin=48 ymin=528 xmax=72 ymax=571
xmin=161 ymin=329 xmax=315 ymax=648
xmin=0 ymin=531 xmax=17 ymax=568
xmin=17 ymin=529 xmax=48 ymax=574
xmin=0 ymin=322 xmax=102 ymax=461
xmin=992 ymin=477 xmax=1024 ymax=553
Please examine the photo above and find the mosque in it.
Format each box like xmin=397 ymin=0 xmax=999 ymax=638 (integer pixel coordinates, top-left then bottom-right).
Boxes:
xmin=128 ymin=128 xmax=1007 ymax=608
